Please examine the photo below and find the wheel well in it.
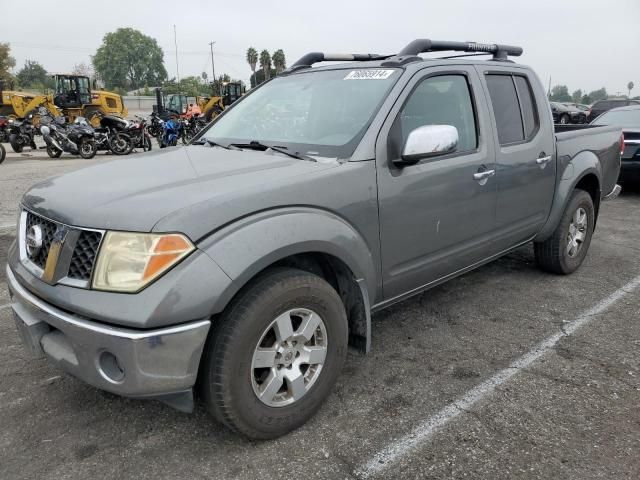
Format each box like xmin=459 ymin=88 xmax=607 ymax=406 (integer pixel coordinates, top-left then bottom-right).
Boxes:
xmin=574 ymin=173 xmax=601 ymax=223
xmin=267 ymin=253 xmax=369 ymax=353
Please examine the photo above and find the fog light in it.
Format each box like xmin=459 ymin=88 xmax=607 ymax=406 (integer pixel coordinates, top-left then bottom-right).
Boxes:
xmin=98 ymin=351 xmax=125 ymax=383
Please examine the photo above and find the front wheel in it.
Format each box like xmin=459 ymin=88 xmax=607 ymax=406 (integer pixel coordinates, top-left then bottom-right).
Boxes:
xmin=0 ymin=143 xmax=6 ymax=164
xmin=200 ymin=268 xmax=348 ymax=439
xmin=559 ymin=114 xmax=570 ymax=125
xmin=109 ymin=133 xmax=133 ymax=155
xmin=9 ymin=134 xmax=23 ymax=153
xmin=534 ymin=189 xmax=595 ymax=274
xmin=46 ymin=145 xmax=62 ymax=158
xmin=78 ymin=138 xmax=97 ymax=159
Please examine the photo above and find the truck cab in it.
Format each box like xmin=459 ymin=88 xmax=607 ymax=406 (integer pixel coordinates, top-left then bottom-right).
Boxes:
xmin=52 ymin=74 xmax=92 ymax=109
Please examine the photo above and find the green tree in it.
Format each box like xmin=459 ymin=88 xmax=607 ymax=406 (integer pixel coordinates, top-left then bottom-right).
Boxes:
xmin=16 ymin=60 xmax=48 ymax=88
xmin=581 ymin=94 xmax=592 ymax=105
xmin=92 ymin=28 xmax=167 ymax=91
xmin=250 ymin=68 xmax=276 ymax=88
xmin=549 ymin=85 xmax=571 ymax=102
xmin=0 ymin=42 xmax=16 ymax=86
xmin=246 ymin=47 xmax=258 ymax=85
xmin=587 ymin=88 xmax=607 ymax=102
xmin=628 ymin=81 xmax=634 ymax=98
xmin=259 ymin=50 xmax=271 ymax=83
xmin=272 ymin=49 xmax=286 ymax=74
xmin=571 ymin=89 xmax=582 ymax=103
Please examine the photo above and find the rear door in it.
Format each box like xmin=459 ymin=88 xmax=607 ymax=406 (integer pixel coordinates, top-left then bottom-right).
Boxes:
xmin=376 ymin=66 xmax=498 ymax=301
xmin=478 ymin=68 xmax=556 ymax=250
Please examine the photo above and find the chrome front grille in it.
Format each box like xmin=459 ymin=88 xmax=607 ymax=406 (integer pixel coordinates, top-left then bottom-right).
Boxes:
xmin=19 ymin=209 xmax=104 ymax=287
xmin=25 ymin=211 xmax=58 ymax=269
xmin=68 ymin=230 xmax=103 ymax=280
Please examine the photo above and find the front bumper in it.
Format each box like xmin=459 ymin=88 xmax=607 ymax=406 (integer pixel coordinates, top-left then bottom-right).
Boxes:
xmin=6 ymin=265 xmax=210 ymax=408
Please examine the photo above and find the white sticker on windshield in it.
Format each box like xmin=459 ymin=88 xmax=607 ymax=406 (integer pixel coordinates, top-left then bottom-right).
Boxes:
xmin=344 ymin=69 xmax=395 ymax=80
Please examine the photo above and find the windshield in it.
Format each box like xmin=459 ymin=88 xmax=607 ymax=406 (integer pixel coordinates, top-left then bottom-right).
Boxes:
xmin=593 ymin=109 xmax=640 ymax=126
xmin=202 ymin=68 xmax=400 ymax=158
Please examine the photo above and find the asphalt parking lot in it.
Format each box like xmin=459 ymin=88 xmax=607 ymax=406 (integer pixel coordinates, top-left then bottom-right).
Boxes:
xmin=1 ymin=150 xmax=639 ymax=479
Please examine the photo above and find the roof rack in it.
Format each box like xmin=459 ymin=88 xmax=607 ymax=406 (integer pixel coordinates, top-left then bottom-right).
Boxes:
xmin=399 ymin=39 xmax=523 ymax=60
xmin=287 ymin=53 xmax=392 ymax=72
xmin=286 ymin=39 xmax=523 ymax=73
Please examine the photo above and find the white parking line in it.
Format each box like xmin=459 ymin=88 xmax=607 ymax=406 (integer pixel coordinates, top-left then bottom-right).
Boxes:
xmin=355 ymin=274 xmax=640 ymax=479
xmin=0 ymin=303 xmax=12 ymax=311
xmin=0 ymin=224 xmax=15 ymax=231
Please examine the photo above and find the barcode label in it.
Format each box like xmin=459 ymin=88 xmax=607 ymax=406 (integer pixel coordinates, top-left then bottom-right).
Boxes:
xmin=344 ymin=70 xmax=395 ymax=80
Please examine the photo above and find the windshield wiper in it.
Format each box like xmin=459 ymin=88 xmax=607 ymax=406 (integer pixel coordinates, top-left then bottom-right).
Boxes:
xmin=192 ymin=139 xmax=237 ymax=150
xmin=230 ymin=140 xmax=317 ymax=162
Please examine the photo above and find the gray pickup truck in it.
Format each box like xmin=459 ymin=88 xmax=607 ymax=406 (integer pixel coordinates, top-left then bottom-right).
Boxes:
xmin=6 ymin=39 xmax=622 ymax=439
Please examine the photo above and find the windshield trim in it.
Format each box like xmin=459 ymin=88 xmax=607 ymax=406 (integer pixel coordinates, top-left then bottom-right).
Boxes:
xmin=195 ymin=66 xmax=402 ymax=159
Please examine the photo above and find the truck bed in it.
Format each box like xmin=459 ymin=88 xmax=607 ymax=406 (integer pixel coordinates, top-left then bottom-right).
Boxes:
xmin=555 ymin=124 xmax=622 ymax=197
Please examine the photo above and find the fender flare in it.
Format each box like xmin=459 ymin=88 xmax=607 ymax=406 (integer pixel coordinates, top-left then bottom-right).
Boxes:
xmin=198 ymin=207 xmax=378 ymax=342
xmin=535 ymin=151 xmax=602 ymax=242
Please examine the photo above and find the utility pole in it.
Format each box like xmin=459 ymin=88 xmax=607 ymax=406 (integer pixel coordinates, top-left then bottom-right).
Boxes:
xmin=209 ymin=41 xmax=217 ymax=91
xmin=174 ymin=24 xmax=180 ymax=82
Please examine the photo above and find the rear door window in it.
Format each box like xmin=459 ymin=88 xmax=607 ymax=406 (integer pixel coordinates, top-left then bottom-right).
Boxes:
xmin=514 ymin=76 xmax=539 ymax=139
xmin=485 ymin=74 xmax=524 ymax=145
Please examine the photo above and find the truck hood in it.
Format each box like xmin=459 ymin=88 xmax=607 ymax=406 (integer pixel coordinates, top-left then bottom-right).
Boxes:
xmin=22 ymin=145 xmax=340 ymax=240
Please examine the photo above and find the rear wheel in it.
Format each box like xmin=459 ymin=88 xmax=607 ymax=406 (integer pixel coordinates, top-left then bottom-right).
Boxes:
xmin=559 ymin=114 xmax=570 ymax=125
xmin=200 ymin=268 xmax=348 ymax=439
xmin=534 ymin=189 xmax=595 ymax=274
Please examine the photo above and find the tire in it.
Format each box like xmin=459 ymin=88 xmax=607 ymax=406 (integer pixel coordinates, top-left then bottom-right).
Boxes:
xmin=143 ymin=135 xmax=152 ymax=151
xmin=0 ymin=143 xmax=5 ymax=164
xmin=109 ymin=133 xmax=133 ymax=155
xmin=534 ymin=189 xmax=595 ymax=274
xmin=9 ymin=134 xmax=23 ymax=153
xmin=46 ymin=145 xmax=62 ymax=158
xmin=78 ymin=138 xmax=97 ymax=159
xmin=560 ymin=114 xmax=570 ymax=125
xmin=200 ymin=268 xmax=348 ymax=439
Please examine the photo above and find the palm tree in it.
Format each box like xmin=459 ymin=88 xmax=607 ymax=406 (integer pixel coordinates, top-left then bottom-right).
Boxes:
xmin=628 ymin=81 xmax=635 ymax=98
xmin=272 ymin=49 xmax=286 ymax=74
xmin=246 ymin=47 xmax=258 ymax=85
xmin=259 ymin=49 xmax=271 ymax=82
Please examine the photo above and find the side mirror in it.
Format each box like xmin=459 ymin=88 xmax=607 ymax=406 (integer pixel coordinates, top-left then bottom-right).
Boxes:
xmin=397 ymin=124 xmax=459 ymax=165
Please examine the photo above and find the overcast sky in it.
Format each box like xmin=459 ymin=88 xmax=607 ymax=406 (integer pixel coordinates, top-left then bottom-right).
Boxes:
xmin=3 ymin=0 xmax=639 ymax=96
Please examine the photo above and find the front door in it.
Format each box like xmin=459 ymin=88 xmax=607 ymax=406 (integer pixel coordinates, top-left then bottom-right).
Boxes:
xmin=376 ymin=66 xmax=498 ymax=301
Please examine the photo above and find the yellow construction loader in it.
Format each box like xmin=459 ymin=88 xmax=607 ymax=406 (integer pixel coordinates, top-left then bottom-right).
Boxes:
xmin=0 ymin=74 xmax=127 ymax=127
xmin=156 ymin=82 xmax=244 ymax=120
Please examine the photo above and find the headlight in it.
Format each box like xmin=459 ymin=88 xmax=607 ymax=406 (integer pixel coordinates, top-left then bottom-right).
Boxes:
xmin=92 ymin=232 xmax=194 ymax=292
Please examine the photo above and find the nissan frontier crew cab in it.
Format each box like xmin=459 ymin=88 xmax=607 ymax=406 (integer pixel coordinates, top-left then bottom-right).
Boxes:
xmin=7 ymin=38 xmax=623 ymax=440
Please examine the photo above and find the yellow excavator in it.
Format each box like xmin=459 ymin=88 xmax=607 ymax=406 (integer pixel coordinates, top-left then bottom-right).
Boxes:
xmin=0 ymin=74 xmax=127 ymax=127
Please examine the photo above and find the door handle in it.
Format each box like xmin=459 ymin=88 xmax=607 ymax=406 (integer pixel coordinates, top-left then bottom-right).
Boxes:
xmin=536 ymin=155 xmax=552 ymax=165
xmin=473 ymin=169 xmax=495 ymax=181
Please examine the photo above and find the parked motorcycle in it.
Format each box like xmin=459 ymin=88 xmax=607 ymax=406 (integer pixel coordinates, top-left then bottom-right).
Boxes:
xmin=159 ymin=116 xmax=182 ymax=148
xmin=0 ymin=116 xmax=10 ymax=143
xmin=181 ymin=114 xmax=207 ymax=145
xmin=93 ymin=113 xmax=134 ymax=155
xmin=7 ymin=114 xmax=38 ymax=153
xmin=146 ymin=111 xmax=164 ymax=141
xmin=0 ymin=116 xmax=8 ymax=163
xmin=127 ymin=115 xmax=153 ymax=152
xmin=41 ymin=116 xmax=97 ymax=159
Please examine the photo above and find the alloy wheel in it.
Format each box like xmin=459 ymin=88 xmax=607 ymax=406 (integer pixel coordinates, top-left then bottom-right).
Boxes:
xmin=567 ymin=207 xmax=588 ymax=258
xmin=251 ymin=308 xmax=328 ymax=407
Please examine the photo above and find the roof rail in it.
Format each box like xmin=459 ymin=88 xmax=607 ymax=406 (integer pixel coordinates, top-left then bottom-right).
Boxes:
xmin=399 ymin=39 xmax=523 ymax=60
xmin=287 ymin=52 xmax=392 ymax=71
